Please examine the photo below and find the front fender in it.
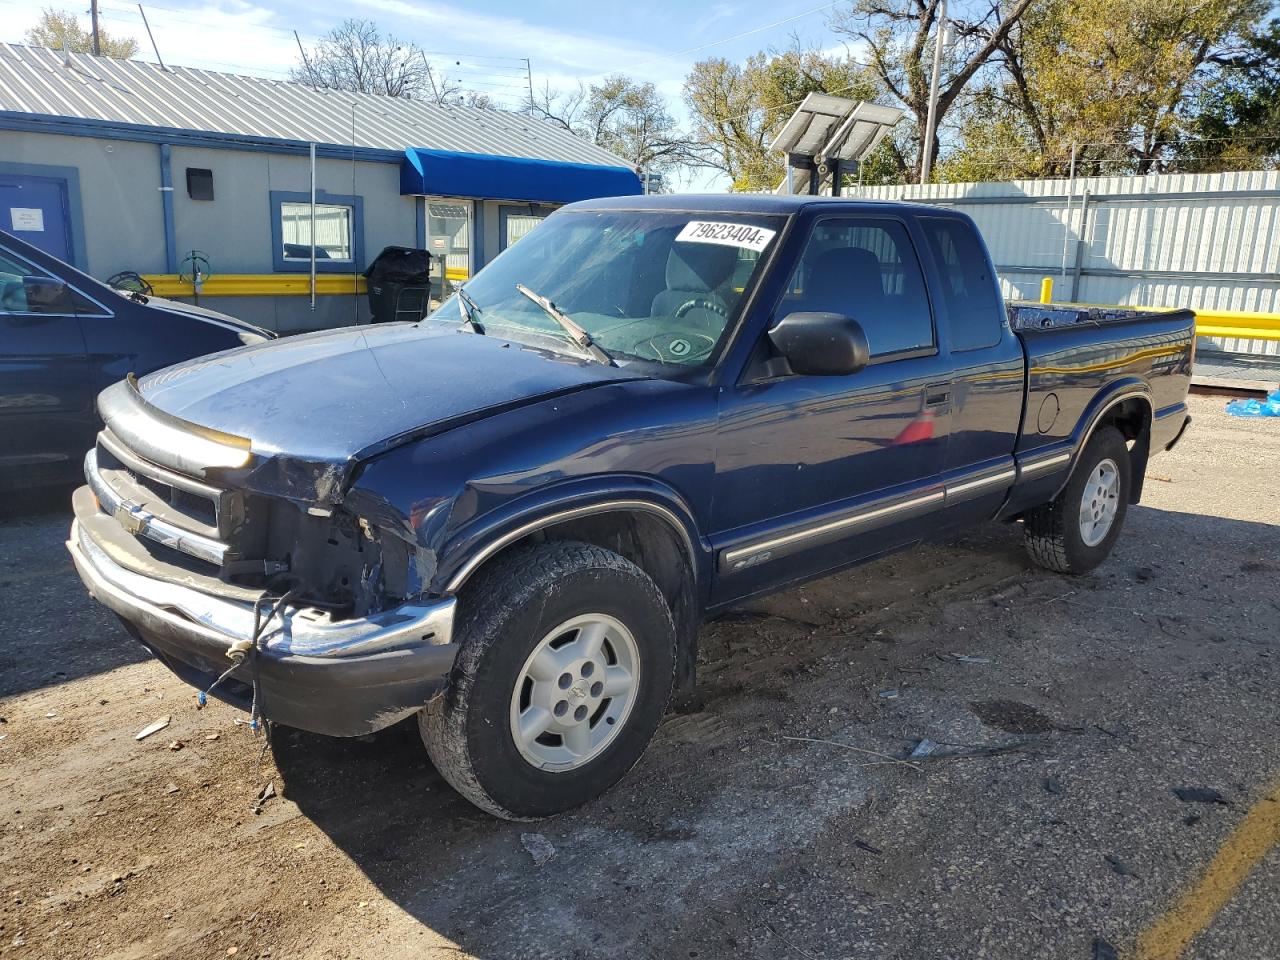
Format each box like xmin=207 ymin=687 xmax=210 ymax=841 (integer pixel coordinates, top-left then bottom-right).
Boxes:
xmin=431 ymin=474 xmax=710 ymax=596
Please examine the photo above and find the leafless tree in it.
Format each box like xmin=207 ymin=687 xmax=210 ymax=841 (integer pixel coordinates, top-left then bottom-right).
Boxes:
xmin=291 ymin=19 xmax=431 ymax=98
xmin=532 ymin=75 xmax=698 ymax=177
xmin=830 ymin=0 xmax=1036 ymax=181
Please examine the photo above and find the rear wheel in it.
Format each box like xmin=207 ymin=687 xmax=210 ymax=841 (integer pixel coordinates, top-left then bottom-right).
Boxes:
xmin=1024 ymin=425 xmax=1131 ymax=574
xmin=420 ymin=541 xmax=676 ymax=820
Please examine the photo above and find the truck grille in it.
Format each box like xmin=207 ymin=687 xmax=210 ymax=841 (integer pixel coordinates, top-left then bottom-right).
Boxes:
xmin=87 ymin=428 xmax=244 ymax=570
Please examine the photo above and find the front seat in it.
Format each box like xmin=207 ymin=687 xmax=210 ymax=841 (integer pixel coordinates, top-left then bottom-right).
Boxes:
xmin=650 ymin=242 xmax=739 ymax=322
xmin=796 ymin=247 xmax=885 ymax=318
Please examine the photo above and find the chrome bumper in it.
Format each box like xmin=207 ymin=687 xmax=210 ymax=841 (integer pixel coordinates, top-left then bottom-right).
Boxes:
xmin=69 ymin=519 xmax=455 ymax=658
xmin=68 ymin=517 xmax=459 ymax=735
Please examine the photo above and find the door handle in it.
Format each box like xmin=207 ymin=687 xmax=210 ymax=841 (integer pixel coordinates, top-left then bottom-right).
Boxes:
xmin=924 ymin=389 xmax=951 ymax=408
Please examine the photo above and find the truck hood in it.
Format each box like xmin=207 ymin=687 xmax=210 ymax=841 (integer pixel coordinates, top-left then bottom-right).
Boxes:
xmin=133 ymin=322 xmax=641 ymax=503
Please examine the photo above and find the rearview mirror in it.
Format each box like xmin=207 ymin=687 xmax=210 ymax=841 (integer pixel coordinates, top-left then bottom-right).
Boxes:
xmin=767 ymin=312 xmax=869 ymax=376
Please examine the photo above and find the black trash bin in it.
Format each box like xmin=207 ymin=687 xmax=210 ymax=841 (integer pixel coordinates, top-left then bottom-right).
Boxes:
xmin=364 ymin=246 xmax=435 ymax=324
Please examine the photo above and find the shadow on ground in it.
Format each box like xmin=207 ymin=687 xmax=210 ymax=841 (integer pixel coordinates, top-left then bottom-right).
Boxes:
xmin=265 ymin=504 xmax=1280 ymax=958
xmin=0 ymin=483 xmax=149 ymax=697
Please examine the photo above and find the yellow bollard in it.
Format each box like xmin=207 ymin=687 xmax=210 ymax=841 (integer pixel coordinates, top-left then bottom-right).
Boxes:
xmin=1040 ymin=277 xmax=1054 ymax=304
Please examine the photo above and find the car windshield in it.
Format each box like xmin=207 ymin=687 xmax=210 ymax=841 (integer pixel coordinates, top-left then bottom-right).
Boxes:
xmin=425 ymin=209 xmax=784 ymax=368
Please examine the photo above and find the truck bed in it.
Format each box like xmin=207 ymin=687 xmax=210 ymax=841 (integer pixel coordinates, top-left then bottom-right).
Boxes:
xmin=1006 ymin=300 xmax=1196 ymax=467
xmin=1007 ymin=301 xmax=1179 ymax=330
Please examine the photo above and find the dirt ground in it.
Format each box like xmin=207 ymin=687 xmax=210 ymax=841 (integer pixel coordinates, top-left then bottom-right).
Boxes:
xmin=2 ymin=394 xmax=1278 ymax=960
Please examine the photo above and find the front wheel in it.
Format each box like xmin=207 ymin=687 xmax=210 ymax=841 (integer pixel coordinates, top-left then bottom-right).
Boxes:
xmin=420 ymin=541 xmax=676 ymax=820
xmin=1023 ymin=425 xmax=1131 ymax=574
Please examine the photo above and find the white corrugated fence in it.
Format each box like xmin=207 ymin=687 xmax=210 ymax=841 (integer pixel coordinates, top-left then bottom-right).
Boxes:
xmin=856 ymin=170 xmax=1280 ymax=358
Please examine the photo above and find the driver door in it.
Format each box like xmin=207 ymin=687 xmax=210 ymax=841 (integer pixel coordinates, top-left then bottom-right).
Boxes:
xmin=709 ymin=215 xmax=953 ymax=605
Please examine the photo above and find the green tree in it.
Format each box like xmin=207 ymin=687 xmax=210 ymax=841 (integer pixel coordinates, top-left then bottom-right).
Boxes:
xmin=683 ymin=44 xmax=888 ymax=190
xmin=1177 ymin=18 xmax=1280 ymax=171
xmin=944 ymin=0 xmax=1274 ymax=177
xmin=25 ymin=7 xmax=138 ymax=58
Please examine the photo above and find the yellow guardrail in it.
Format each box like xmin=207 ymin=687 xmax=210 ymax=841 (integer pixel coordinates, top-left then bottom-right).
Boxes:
xmin=1192 ymin=310 xmax=1280 ymax=342
xmin=1035 ymin=277 xmax=1280 ymax=342
xmin=142 ymin=274 xmax=366 ymax=297
xmin=141 ymin=267 xmax=470 ymax=299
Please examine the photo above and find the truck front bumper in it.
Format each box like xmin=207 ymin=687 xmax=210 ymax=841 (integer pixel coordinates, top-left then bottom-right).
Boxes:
xmin=67 ymin=514 xmax=458 ymax=737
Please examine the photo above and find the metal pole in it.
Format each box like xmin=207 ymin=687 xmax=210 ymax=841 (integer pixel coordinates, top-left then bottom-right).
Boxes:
xmin=1060 ymin=142 xmax=1077 ymax=278
xmin=294 ymin=30 xmax=317 ymax=89
xmin=90 ymin=0 xmax=101 ymax=56
xmin=309 ymin=142 xmax=316 ymax=312
xmin=920 ymin=0 xmax=946 ymax=184
xmin=1070 ymin=188 xmax=1091 ymax=302
xmin=137 ymin=5 xmax=165 ymax=70
xmin=524 ymin=58 xmax=535 ymax=115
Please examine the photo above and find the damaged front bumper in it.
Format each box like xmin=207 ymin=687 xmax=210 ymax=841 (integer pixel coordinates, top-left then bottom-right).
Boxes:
xmin=67 ymin=514 xmax=458 ymax=737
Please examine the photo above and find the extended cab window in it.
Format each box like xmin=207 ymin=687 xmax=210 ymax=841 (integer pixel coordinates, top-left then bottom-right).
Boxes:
xmin=782 ymin=219 xmax=933 ymax=358
xmin=427 ymin=210 xmax=783 ymax=369
xmin=920 ymin=217 xmax=1002 ymax=351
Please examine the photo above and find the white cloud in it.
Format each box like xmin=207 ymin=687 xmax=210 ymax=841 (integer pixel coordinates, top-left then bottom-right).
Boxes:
xmin=354 ymin=0 xmax=688 ymax=78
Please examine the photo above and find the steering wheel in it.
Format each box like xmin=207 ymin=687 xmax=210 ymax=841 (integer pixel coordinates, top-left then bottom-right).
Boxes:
xmin=673 ymin=297 xmax=727 ymax=322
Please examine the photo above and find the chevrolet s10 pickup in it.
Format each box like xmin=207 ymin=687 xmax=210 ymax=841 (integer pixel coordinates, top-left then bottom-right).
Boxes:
xmin=68 ymin=195 xmax=1194 ymax=819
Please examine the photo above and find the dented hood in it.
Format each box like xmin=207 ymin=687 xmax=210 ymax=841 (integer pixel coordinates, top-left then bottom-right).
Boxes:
xmin=134 ymin=323 xmax=639 ymax=503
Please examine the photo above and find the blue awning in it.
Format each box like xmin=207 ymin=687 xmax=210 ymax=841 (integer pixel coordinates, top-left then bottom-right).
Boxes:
xmin=400 ymin=148 xmax=641 ymax=204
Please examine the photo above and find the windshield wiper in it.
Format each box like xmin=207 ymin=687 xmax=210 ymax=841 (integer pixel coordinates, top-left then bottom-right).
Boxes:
xmin=457 ymin=286 xmax=485 ymax=334
xmin=515 ymin=283 xmax=616 ymax=366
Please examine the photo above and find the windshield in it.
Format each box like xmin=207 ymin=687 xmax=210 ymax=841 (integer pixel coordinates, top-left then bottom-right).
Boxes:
xmin=425 ymin=210 xmax=784 ymax=368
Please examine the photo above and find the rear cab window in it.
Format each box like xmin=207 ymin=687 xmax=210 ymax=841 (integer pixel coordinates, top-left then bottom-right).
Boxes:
xmin=919 ymin=217 xmax=1003 ymax=351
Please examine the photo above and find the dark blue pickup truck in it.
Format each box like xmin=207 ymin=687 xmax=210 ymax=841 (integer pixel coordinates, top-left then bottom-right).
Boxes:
xmin=68 ymin=195 xmax=1193 ymax=819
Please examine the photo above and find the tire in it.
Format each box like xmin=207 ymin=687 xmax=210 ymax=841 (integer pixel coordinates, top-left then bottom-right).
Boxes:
xmin=420 ymin=540 xmax=676 ymax=820
xmin=1024 ymin=426 xmax=1131 ymax=575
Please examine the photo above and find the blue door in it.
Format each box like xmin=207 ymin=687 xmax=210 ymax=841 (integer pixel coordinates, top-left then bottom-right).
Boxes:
xmin=710 ymin=215 xmax=953 ymax=605
xmin=0 ymin=175 xmax=73 ymax=263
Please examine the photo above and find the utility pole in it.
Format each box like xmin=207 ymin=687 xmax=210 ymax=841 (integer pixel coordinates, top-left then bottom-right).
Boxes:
xmin=920 ymin=0 xmax=946 ymax=184
xmin=90 ymin=0 xmax=102 ymax=56
xmin=524 ymin=58 xmax=534 ymax=116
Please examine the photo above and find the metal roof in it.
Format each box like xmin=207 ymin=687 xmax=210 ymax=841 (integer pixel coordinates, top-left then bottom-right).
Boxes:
xmin=0 ymin=43 xmax=631 ymax=168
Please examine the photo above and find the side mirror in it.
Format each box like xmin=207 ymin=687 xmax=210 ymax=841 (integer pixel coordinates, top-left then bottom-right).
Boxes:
xmin=767 ymin=312 xmax=869 ymax=376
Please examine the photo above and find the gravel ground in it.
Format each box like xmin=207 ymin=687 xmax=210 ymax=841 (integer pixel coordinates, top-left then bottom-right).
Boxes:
xmin=1 ymin=394 xmax=1277 ymax=960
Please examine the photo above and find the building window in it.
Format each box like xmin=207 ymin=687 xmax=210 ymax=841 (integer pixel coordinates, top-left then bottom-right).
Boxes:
xmin=499 ymin=203 xmax=557 ymax=252
xmin=425 ymin=198 xmax=473 ymax=300
xmin=269 ymin=190 xmax=364 ymax=273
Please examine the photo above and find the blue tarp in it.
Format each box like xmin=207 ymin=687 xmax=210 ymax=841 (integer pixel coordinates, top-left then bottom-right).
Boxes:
xmin=1226 ymin=387 xmax=1280 ymax=417
xmin=400 ymin=148 xmax=641 ymax=203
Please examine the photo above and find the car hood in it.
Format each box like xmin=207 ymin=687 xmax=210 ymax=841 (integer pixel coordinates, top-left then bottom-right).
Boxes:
xmin=134 ymin=322 xmax=641 ymax=503
xmin=143 ymin=295 xmax=274 ymax=341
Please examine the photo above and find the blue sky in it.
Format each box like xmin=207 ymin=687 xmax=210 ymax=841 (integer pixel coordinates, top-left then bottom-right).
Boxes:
xmin=3 ymin=0 xmax=855 ymax=188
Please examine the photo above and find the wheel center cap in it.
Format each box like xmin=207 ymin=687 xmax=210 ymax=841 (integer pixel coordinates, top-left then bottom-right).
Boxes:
xmin=568 ymin=683 xmax=589 ymax=702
